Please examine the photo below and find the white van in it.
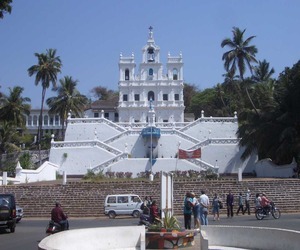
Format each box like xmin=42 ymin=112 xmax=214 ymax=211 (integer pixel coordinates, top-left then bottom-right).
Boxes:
xmin=104 ymin=194 xmax=143 ymax=219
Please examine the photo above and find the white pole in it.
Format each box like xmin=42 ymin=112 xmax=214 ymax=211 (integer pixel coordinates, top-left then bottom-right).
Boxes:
xmin=3 ymin=172 xmax=7 ymax=185
xmin=63 ymin=171 xmax=67 ymax=185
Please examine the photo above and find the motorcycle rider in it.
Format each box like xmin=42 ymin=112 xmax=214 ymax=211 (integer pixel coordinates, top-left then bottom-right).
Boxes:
xmin=149 ymin=200 xmax=160 ymax=223
xmin=260 ymin=193 xmax=271 ymax=213
xmin=51 ymin=202 xmax=69 ymax=230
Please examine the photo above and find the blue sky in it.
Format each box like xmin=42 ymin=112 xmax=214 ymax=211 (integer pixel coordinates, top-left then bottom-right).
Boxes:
xmin=0 ymin=0 xmax=299 ymax=108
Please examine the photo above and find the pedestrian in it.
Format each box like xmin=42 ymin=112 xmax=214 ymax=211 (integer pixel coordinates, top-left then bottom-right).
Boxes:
xmin=212 ymin=193 xmax=220 ymax=221
xmin=183 ymin=192 xmax=193 ymax=229
xmin=236 ymin=193 xmax=244 ymax=215
xmin=191 ymin=192 xmax=200 ymax=229
xmin=199 ymin=190 xmax=210 ymax=226
xmin=226 ymin=191 xmax=234 ymax=218
xmin=244 ymin=189 xmax=251 ymax=215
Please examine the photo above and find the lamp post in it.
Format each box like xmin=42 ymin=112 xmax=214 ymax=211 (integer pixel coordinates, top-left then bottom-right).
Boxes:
xmin=149 ymin=126 xmax=154 ymax=181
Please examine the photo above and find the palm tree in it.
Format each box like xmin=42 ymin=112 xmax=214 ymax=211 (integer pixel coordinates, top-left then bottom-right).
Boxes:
xmin=46 ymin=76 xmax=88 ymax=140
xmin=0 ymin=0 xmax=12 ymax=19
xmin=221 ymin=27 xmax=258 ymax=79
xmin=28 ymin=48 xmax=62 ymax=146
xmin=252 ymin=59 xmax=275 ymax=83
xmin=221 ymin=27 xmax=258 ymax=114
xmin=0 ymin=86 xmax=31 ymax=128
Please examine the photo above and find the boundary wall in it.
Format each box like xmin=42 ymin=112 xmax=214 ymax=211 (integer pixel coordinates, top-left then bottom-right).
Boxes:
xmin=1 ymin=178 xmax=300 ymax=217
xmin=201 ymin=225 xmax=300 ymax=250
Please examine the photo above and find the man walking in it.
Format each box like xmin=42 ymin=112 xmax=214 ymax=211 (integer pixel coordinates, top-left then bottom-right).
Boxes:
xmin=244 ymin=189 xmax=251 ymax=215
xmin=226 ymin=191 xmax=234 ymax=218
xmin=199 ymin=190 xmax=210 ymax=225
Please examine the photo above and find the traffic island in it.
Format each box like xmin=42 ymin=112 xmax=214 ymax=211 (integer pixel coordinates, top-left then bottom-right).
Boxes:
xmin=146 ymin=229 xmax=196 ymax=249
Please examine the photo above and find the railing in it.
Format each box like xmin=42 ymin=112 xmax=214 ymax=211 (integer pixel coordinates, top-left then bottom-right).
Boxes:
xmin=186 ymin=158 xmax=219 ymax=171
xmin=67 ymin=117 xmax=126 ymax=133
xmin=188 ymin=138 xmax=240 ymax=150
xmin=180 ymin=117 xmax=238 ymax=132
xmin=91 ymin=153 xmax=128 ymax=173
xmin=51 ymin=140 xmax=123 ymax=155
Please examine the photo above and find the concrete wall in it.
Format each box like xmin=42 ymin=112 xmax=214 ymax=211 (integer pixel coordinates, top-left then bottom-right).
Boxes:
xmin=38 ymin=226 xmax=145 ymax=250
xmin=14 ymin=161 xmax=58 ymax=184
xmin=255 ymin=158 xmax=295 ymax=178
xmin=201 ymin=225 xmax=300 ymax=250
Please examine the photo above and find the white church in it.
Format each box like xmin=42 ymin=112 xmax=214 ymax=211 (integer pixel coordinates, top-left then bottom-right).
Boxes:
xmin=20 ymin=27 xmax=295 ymax=182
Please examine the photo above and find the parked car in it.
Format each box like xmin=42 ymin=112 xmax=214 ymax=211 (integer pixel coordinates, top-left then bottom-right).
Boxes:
xmin=104 ymin=194 xmax=143 ymax=219
xmin=0 ymin=193 xmax=17 ymax=233
xmin=16 ymin=206 xmax=23 ymax=223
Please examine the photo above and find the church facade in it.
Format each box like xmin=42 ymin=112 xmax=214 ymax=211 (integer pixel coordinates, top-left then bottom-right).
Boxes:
xmin=118 ymin=27 xmax=185 ymax=123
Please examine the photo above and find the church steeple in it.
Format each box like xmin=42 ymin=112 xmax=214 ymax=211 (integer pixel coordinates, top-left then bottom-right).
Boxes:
xmin=143 ymin=26 xmax=160 ymax=63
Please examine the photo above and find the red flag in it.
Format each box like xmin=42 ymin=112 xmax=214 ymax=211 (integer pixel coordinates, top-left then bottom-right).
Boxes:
xmin=178 ymin=148 xmax=201 ymax=159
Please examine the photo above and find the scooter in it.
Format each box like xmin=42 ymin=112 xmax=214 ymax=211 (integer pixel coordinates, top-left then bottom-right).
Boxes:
xmin=139 ymin=213 xmax=153 ymax=227
xmin=46 ymin=220 xmax=68 ymax=235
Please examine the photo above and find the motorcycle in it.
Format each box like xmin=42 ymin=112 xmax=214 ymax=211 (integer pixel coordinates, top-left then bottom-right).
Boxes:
xmin=255 ymin=201 xmax=281 ymax=220
xmin=46 ymin=220 xmax=69 ymax=235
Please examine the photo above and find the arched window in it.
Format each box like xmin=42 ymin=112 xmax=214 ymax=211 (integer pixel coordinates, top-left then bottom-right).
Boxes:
xmin=44 ymin=115 xmax=48 ymax=126
xmin=28 ymin=115 xmax=32 ymax=126
xmin=149 ymin=68 xmax=153 ymax=76
xmin=125 ymin=69 xmax=130 ymax=80
xmin=148 ymin=91 xmax=155 ymax=101
xmin=33 ymin=115 xmax=38 ymax=126
xmin=173 ymin=68 xmax=178 ymax=80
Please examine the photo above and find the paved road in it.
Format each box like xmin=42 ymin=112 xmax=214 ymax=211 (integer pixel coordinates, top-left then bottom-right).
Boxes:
xmin=1 ymin=213 xmax=300 ymax=250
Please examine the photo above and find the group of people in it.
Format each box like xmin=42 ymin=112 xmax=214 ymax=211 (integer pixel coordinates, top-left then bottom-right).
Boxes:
xmin=183 ymin=190 xmax=209 ymax=229
xmin=183 ymin=189 xmax=272 ymax=227
xmin=227 ymin=190 xmax=272 ymax=217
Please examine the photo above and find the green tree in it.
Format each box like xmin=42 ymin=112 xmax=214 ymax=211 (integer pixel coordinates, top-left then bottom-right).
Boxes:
xmin=221 ymin=27 xmax=258 ymax=114
xmin=0 ymin=0 xmax=12 ymax=19
xmin=183 ymin=83 xmax=198 ymax=113
xmin=190 ymin=88 xmax=218 ymax=118
xmin=28 ymin=48 xmax=62 ymax=146
xmin=46 ymin=76 xmax=88 ymax=140
xmin=0 ymin=121 xmax=20 ymax=154
xmin=238 ymin=60 xmax=300 ymax=166
xmin=0 ymin=86 xmax=31 ymax=128
xmin=90 ymin=86 xmax=118 ymax=101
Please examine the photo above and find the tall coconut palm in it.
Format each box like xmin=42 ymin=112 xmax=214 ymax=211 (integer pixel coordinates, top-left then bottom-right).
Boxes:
xmin=221 ymin=27 xmax=258 ymax=114
xmin=252 ymin=59 xmax=275 ymax=83
xmin=28 ymin=48 xmax=62 ymax=146
xmin=46 ymin=76 xmax=88 ymax=140
xmin=0 ymin=86 xmax=31 ymax=128
xmin=221 ymin=27 xmax=258 ymax=79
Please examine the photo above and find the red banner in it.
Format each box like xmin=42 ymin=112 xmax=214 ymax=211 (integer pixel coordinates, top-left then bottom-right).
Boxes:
xmin=178 ymin=148 xmax=201 ymax=159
